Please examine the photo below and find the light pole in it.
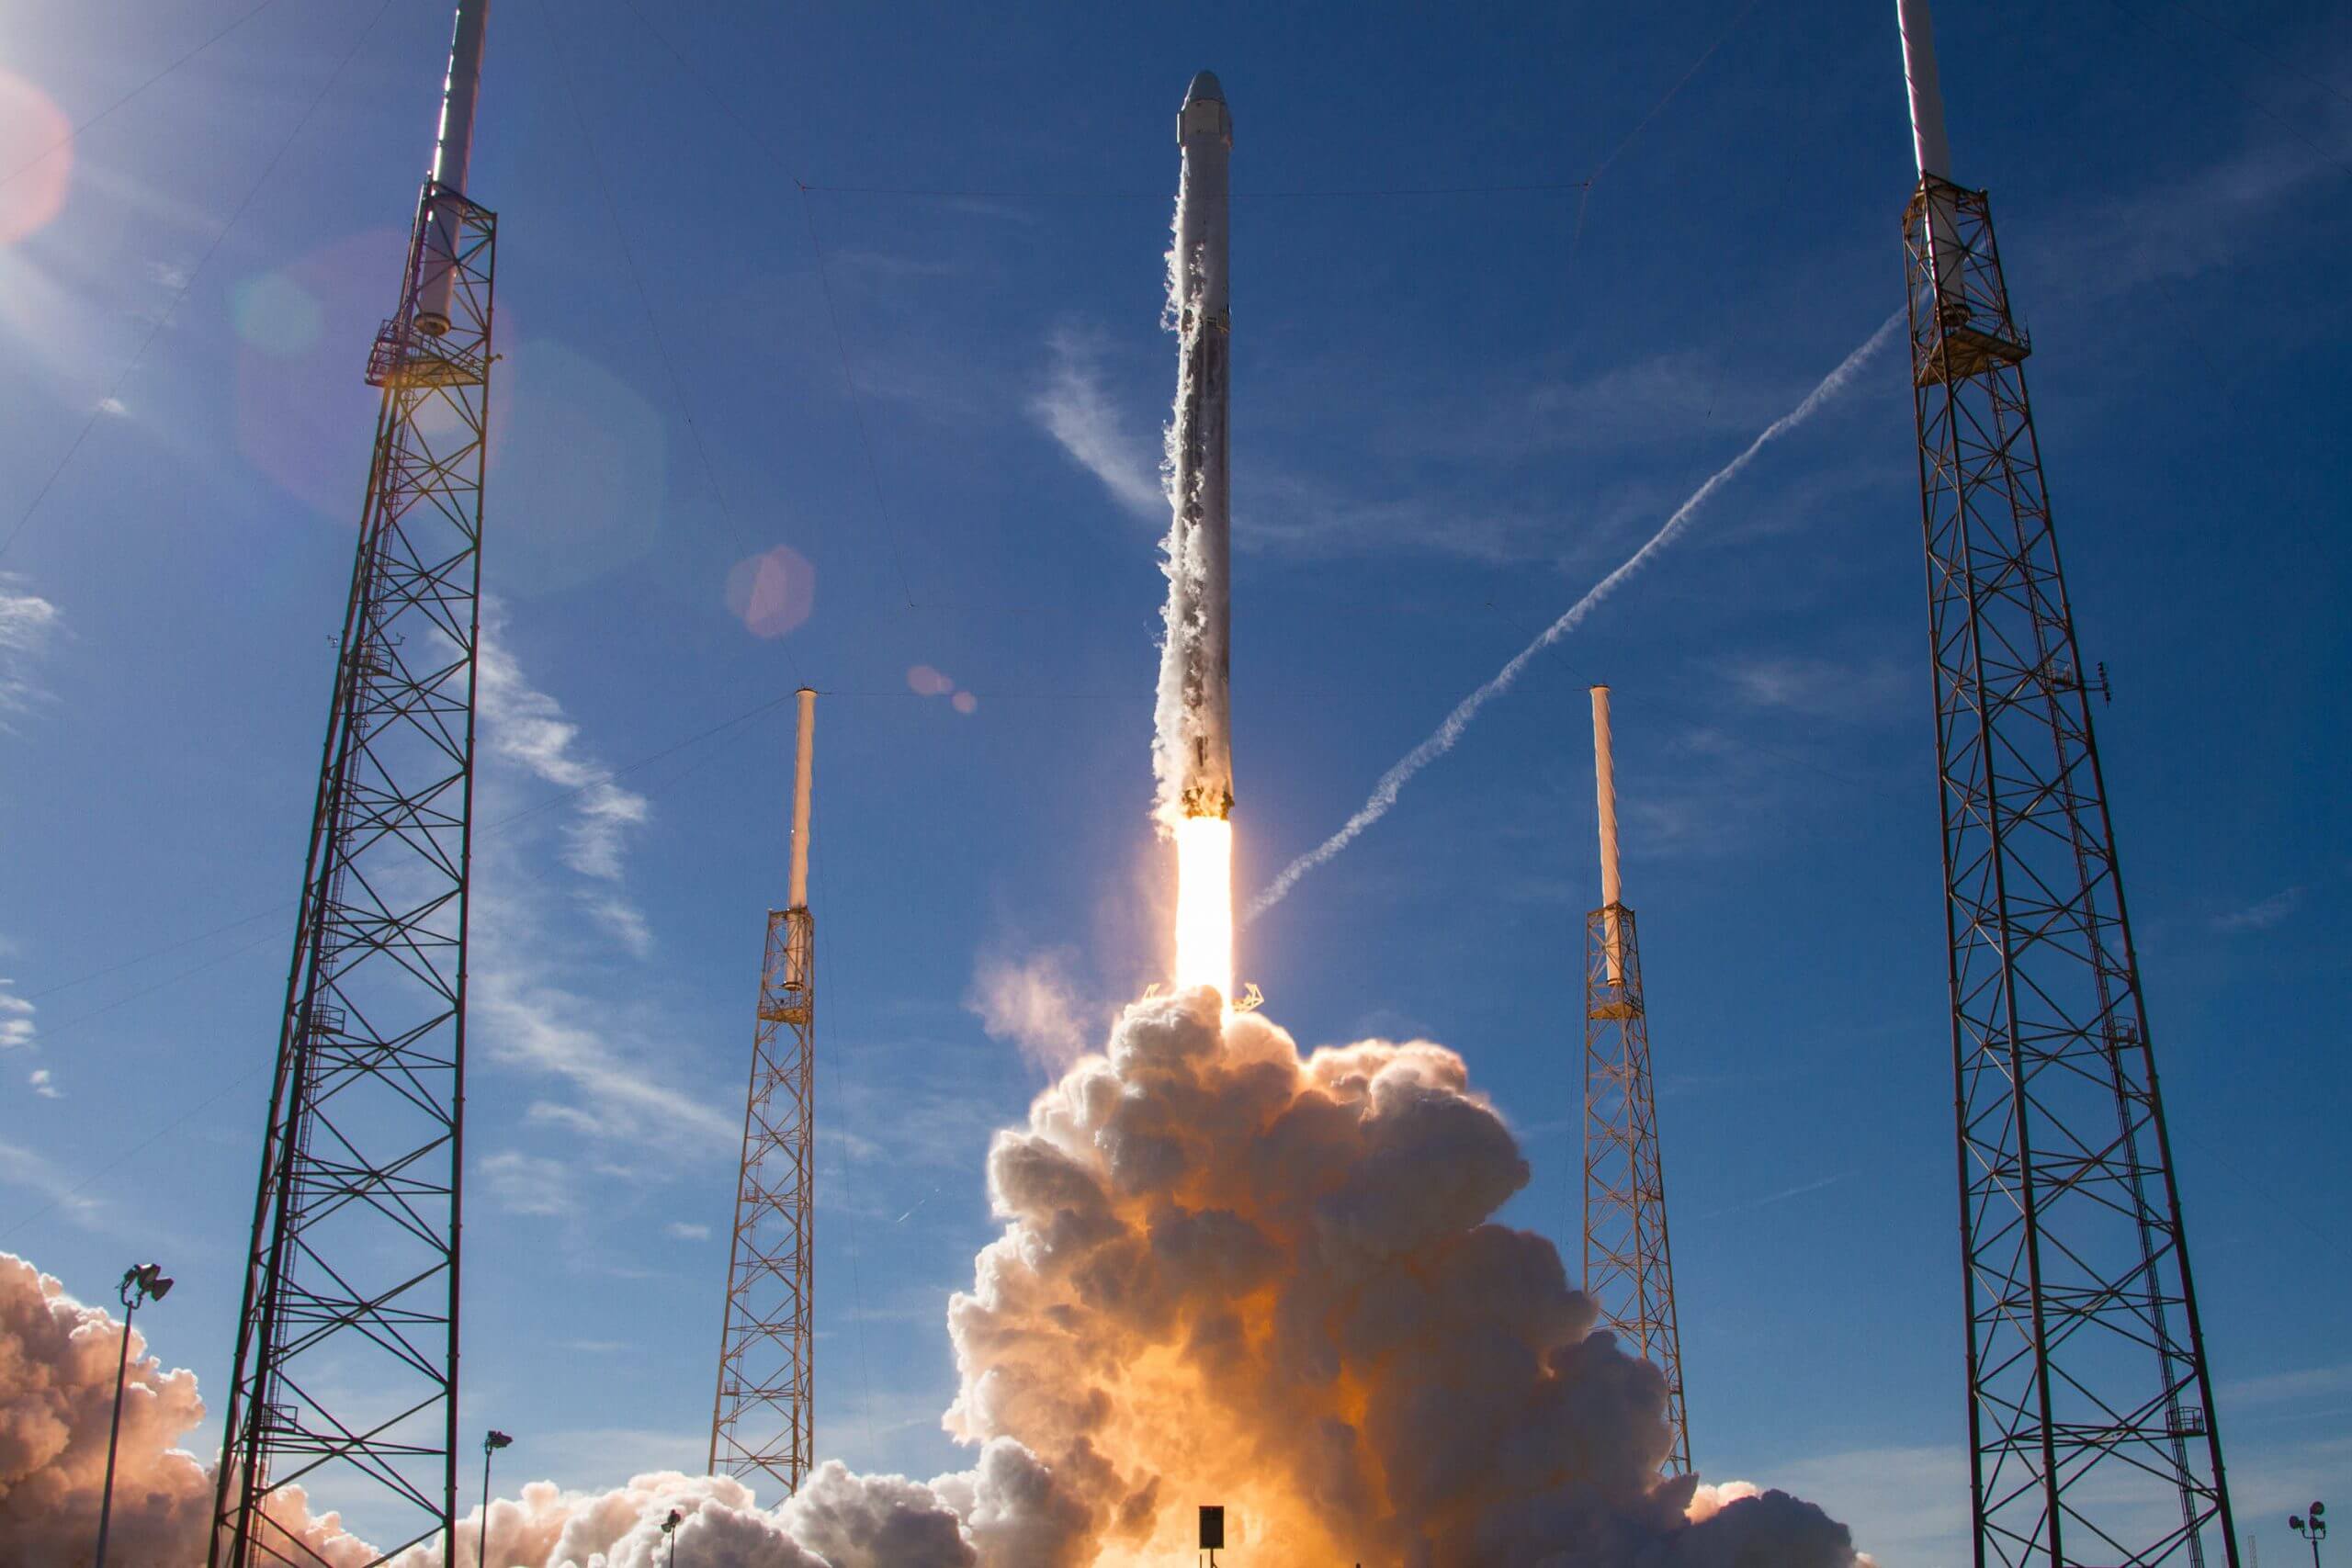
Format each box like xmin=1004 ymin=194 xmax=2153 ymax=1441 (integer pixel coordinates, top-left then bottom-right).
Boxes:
xmin=661 ymin=1506 xmax=683 ymax=1568
xmin=2290 ymin=1501 xmax=2328 ymax=1568
xmin=94 ymin=1263 xmax=172 ymax=1568
xmin=478 ymin=1429 xmax=513 ymax=1567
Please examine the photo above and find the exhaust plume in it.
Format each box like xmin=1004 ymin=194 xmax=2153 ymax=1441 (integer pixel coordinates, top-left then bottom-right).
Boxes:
xmin=388 ymin=1446 xmax=1082 ymax=1568
xmin=6 ymin=993 xmax=1871 ymax=1564
xmin=1247 ymin=311 xmax=1905 ymax=919
xmin=941 ymin=988 xmax=1868 ymax=1564
xmin=0 ymin=1253 xmax=370 ymax=1566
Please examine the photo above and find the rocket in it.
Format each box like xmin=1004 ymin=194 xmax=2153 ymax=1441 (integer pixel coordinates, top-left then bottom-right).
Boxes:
xmin=1158 ymin=70 xmax=1235 ymax=825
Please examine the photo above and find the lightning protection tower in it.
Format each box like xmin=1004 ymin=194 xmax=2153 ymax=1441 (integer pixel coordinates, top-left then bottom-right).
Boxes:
xmin=1580 ymin=684 xmax=1690 ymax=1477
xmin=1896 ymin=5 xmax=2236 ymax=1565
xmin=209 ymin=4 xmax=497 ymax=1562
xmin=710 ymin=686 xmax=820 ymax=1496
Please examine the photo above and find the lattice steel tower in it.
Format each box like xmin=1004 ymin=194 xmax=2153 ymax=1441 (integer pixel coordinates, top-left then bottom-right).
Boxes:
xmin=1581 ymin=684 xmax=1690 ymax=1476
xmin=209 ymin=5 xmax=496 ymax=1562
xmin=710 ymin=686 xmax=820 ymax=1495
xmin=1896 ymin=5 xmax=2235 ymax=1565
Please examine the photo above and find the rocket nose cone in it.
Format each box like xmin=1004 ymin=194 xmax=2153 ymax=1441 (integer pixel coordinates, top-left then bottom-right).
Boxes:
xmin=1183 ymin=70 xmax=1225 ymax=107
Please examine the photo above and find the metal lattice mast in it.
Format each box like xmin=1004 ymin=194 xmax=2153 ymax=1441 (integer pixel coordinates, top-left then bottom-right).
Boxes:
xmin=710 ymin=686 xmax=819 ymax=1496
xmin=1896 ymin=6 xmax=2236 ymax=1566
xmin=1580 ymin=685 xmax=1690 ymax=1476
xmin=209 ymin=6 xmax=494 ymax=1563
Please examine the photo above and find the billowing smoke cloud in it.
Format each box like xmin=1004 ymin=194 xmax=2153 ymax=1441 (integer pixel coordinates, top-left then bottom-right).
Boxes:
xmin=7 ymin=997 xmax=1869 ymax=1566
xmin=383 ymin=1442 xmax=1084 ymax=1567
xmin=0 ymin=1253 xmax=371 ymax=1566
xmin=0 ymin=1244 xmax=1080 ymax=1568
xmin=941 ymin=990 xmax=1868 ymax=1564
xmin=1248 ymin=310 xmax=1905 ymax=919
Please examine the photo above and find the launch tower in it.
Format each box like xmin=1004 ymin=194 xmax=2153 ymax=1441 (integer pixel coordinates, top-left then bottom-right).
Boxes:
xmin=1897 ymin=4 xmax=2236 ymax=1564
xmin=709 ymin=687 xmax=820 ymax=1496
xmin=209 ymin=4 xmax=497 ymax=1562
xmin=1580 ymin=685 xmax=1690 ymax=1477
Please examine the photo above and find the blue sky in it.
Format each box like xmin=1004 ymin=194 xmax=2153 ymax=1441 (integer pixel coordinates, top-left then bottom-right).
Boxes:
xmin=3 ymin=0 xmax=2348 ymax=1561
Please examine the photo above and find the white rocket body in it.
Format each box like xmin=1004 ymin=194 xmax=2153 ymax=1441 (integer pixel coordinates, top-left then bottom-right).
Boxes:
xmin=1158 ymin=71 xmax=1235 ymax=824
xmin=415 ymin=0 xmax=491 ymax=337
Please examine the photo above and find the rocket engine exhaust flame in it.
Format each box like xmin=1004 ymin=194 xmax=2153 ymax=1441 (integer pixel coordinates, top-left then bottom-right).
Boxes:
xmin=1171 ymin=815 xmax=1234 ymax=1000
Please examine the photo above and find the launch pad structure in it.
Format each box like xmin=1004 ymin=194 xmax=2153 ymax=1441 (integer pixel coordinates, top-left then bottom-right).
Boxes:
xmin=1580 ymin=686 xmax=1691 ymax=1478
xmin=1898 ymin=4 xmax=2237 ymax=1565
xmin=209 ymin=4 xmax=496 ymax=1562
xmin=709 ymin=686 xmax=820 ymax=1497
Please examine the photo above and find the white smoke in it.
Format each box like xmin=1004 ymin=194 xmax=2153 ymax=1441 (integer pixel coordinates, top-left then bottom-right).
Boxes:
xmin=939 ymin=989 xmax=1869 ymax=1564
xmin=4 ymin=990 xmax=1871 ymax=1564
xmin=966 ymin=948 xmax=1098 ymax=1073
xmin=1247 ymin=310 xmax=1905 ymax=919
xmin=382 ymin=1442 xmax=1083 ymax=1567
xmin=0 ymin=1253 xmax=373 ymax=1566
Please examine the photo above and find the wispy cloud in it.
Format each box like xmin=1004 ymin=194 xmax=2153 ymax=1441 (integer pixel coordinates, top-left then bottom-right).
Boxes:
xmin=2052 ymin=106 xmax=2352 ymax=301
xmin=0 ymin=1138 xmax=122 ymax=1236
xmin=476 ymin=964 xmax=735 ymax=1149
xmin=479 ymin=615 xmax=653 ymax=891
xmin=481 ymin=1150 xmax=577 ymax=1217
xmin=2212 ymin=886 xmax=2302 ymax=933
xmin=2221 ymin=1361 xmax=2352 ymax=1407
xmin=1248 ymin=313 xmax=1905 ymax=917
xmin=1718 ymin=652 xmax=1908 ymax=723
xmin=0 ymin=979 xmax=33 ymax=1051
xmin=469 ymin=612 xmax=735 ymax=1155
xmin=1031 ymin=323 xmax=1164 ymax=520
xmin=664 ymin=1221 xmax=711 ymax=1242
xmin=0 ymin=577 xmax=62 ymax=729
xmin=27 ymin=1068 xmax=59 ymax=1100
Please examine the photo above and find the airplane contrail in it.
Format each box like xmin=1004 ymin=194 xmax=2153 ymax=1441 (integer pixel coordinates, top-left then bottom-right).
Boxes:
xmin=1245 ymin=310 xmax=1905 ymax=921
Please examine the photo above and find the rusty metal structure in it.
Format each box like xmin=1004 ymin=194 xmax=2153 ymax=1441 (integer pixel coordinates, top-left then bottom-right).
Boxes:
xmin=1897 ymin=5 xmax=2236 ymax=1564
xmin=1580 ymin=684 xmax=1690 ymax=1477
xmin=709 ymin=687 xmax=820 ymax=1496
xmin=209 ymin=6 xmax=496 ymax=1562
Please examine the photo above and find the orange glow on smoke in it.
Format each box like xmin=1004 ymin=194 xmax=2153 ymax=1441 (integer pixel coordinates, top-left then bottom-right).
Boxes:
xmin=1172 ymin=815 xmax=1233 ymax=1001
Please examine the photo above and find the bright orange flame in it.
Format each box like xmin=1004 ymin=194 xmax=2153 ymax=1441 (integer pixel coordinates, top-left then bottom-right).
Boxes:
xmin=1172 ymin=815 xmax=1233 ymax=1000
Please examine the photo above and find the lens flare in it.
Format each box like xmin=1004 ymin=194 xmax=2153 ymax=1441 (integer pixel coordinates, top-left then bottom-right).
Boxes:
xmin=1172 ymin=814 xmax=1233 ymax=1000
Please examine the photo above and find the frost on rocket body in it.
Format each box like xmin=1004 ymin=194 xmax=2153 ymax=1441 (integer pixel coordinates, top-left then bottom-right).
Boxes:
xmin=1153 ymin=90 xmax=1234 ymax=831
xmin=944 ymin=990 xmax=1867 ymax=1565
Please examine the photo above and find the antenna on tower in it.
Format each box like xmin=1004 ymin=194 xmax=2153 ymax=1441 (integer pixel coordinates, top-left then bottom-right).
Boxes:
xmin=711 ymin=686 xmax=820 ymax=1496
xmin=209 ymin=3 xmax=500 ymax=1562
xmin=1579 ymin=685 xmax=1690 ymax=1477
xmin=1895 ymin=3 xmax=2238 ymax=1564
